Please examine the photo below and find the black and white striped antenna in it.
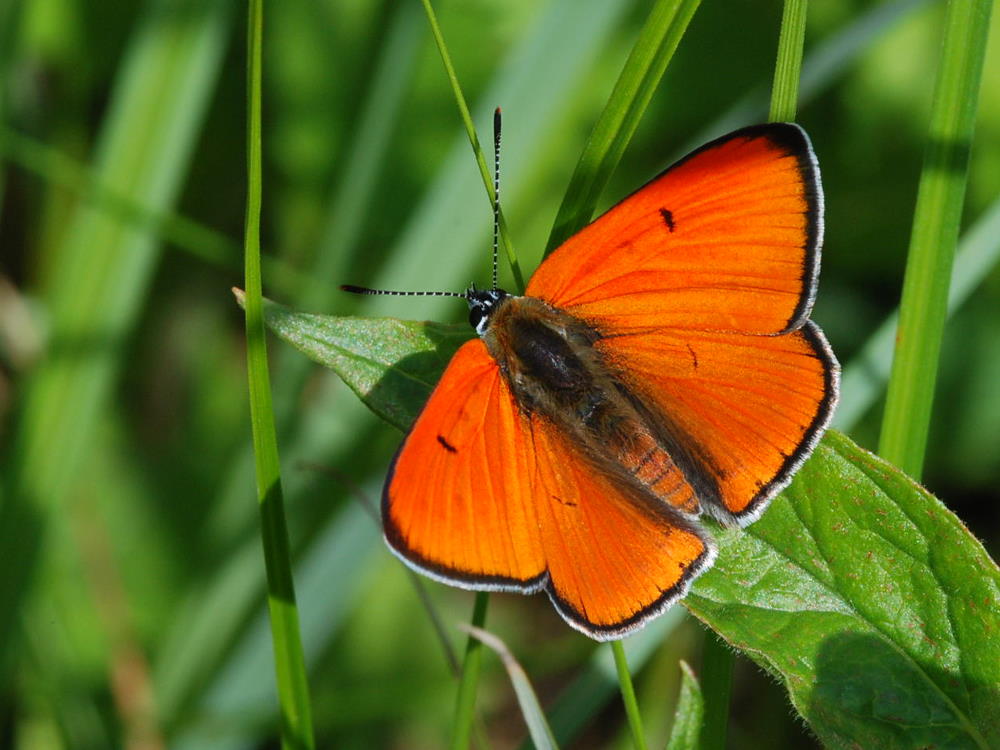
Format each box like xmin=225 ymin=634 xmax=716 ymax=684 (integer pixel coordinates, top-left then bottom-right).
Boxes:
xmin=341 ymin=108 xmax=506 ymax=302
xmin=492 ymin=106 xmax=502 ymax=292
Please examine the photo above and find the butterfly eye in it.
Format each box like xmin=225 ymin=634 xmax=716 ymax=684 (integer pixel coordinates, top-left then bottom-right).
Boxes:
xmin=469 ymin=305 xmax=487 ymax=335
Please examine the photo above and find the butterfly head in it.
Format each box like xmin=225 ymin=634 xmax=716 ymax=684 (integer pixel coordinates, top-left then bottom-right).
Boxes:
xmin=466 ymin=286 xmax=508 ymax=337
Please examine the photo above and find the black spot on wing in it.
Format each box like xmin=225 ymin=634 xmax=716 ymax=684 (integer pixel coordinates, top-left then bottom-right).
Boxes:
xmin=686 ymin=343 xmax=698 ymax=370
xmin=659 ymin=208 xmax=675 ymax=232
xmin=437 ymin=435 xmax=457 ymax=453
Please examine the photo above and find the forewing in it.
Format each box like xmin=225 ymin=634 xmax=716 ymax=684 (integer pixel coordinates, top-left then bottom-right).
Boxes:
xmin=383 ymin=339 xmax=546 ymax=590
xmin=597 ymin=321 xmax=839 ymax=524
xmin=527 ymin=123 xmax=822 ymax=335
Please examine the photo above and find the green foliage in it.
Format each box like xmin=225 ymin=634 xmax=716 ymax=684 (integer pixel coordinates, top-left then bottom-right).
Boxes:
xmin=688 ymin=431 xmax=1000 ymax=749
xmin=255 ymin=297 xmax=1000 ymax=750
xmin=3 ymin=0 xmax=1000 ymax=747
xmin=665 ymin=662 xmax=703 ymax=750
xmin=242 ymin=0 xmax=315 ymax=746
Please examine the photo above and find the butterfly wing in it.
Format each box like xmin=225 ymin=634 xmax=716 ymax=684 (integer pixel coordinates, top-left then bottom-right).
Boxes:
xmin=525 ymin=122 xmax=836 ymax=524
xmin=596 ymin=322 xmax=838 ymax=524
xmin=527 ymin=414 xmax=714 ymax=639
xmin=383 ymin=339 xmax=547 ymax=590
xmin=527 ymin=123 xmax=822 ymax=335
xmin=384 ymin=339 xmax=714 ymax=638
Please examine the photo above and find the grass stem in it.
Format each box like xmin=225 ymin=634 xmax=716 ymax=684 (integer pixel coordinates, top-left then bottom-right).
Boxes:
xmin=243 ymin=1 xmax=315 ymax=747
xmin=877 ymin=0 xmax=994 ymax=479
xmin=612 ymin=641 xmax=649 ymax=750
xmin=450 ymin=592 xmax=490 ymax=750
xmin=699 ymin=632 xmax=734 ymax=750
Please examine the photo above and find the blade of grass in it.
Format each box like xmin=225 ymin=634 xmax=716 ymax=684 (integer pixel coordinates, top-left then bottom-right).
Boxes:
xmin=450 ymin=592 xmax=489 ymax=750
xmin=242 ymin=1 xmax=314 ymax=747
xmin=877 ymin=0 xmax=994 ymax=479
xmin=612 ymin=641 xmax=649 ymax=750
xmin=459 ymin=624 xmax=558 ymax=750
xmin=519 ymin=608 xmax=686 ymax=750
xmin=0 ymin=126 xmax=305 ymax=294
xmin=0 ymin=0 xmax=232 ymax=669
xmin=768 ymin=0 xmax=808 ymax=122
xmin=419 ymin=0 xmax=524 ymax=293
xmin=544 ymin=0 xmax=701 ymax=254
xmin=698 ymin=633 xmax=733 ymax=750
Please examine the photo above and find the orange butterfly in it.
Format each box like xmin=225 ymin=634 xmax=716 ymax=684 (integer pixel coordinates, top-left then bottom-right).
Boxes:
xmin=346 ymin=122 xmax=839 ymax=640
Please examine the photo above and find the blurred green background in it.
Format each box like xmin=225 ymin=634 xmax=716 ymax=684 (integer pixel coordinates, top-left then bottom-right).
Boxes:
xmin=1 ymin=0 xmax=998 ymax=747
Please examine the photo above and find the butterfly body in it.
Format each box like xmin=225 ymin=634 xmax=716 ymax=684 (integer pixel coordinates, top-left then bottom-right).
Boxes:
xmin=376 ymin=123 xmax=839 ymax=639
xmin=481 ymin=293 xmax=704 ymax=518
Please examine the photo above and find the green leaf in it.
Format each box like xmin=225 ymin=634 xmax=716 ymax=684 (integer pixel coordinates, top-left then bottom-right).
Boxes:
xmin=686 ymin=430 xmax=999 ymax=750
xmin=235 ymin=290 xmax=470 ymax=432
xmin=665 ymin=661 xmax=703 ymax=750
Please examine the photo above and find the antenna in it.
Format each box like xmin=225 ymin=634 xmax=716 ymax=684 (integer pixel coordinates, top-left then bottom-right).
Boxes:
xmin=492 ymin=107 xmax=502 ymax=292
xmin=340 ymin=285 xmax=466 ymax=299
xmin=342 ymin=110 xmax=507 ymax=303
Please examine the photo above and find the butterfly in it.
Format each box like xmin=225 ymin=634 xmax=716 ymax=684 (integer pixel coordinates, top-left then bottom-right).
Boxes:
xmin=346 ymin=122 xmax=839 ymax=640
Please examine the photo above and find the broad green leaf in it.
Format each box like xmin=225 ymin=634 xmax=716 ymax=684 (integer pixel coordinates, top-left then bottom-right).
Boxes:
xmin=687 ymin=431 xmax=999 ymax=750
xmin=237 ymin=291 xmax=470 ymax=432
xmin=665 ymin=661 xmax=703 ymax=750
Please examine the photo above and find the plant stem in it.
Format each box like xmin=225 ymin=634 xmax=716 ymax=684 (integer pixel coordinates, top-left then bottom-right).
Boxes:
xmin=545 ymin=0 xmax=702 ymax=254
xmin=243 ymin=1 xmax=315 ymax=748
xmin=419 ymin=0 xmax=524 ymax=293
xmin=877 ymin=0 xmax=994 ymax=479
xmin=699 ymin=632 xmax=734 ymax=750
xmin=769 ymin=0 xmax=808 ymax=122
xmin=450 ymin=592 xmax=490 ymax=750
xmin=612 ymin=641 xmax=649 ymax=750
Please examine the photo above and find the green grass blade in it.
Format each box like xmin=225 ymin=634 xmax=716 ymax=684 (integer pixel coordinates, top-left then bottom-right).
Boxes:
xmin=768 ymin=0 xmax=807 ymax=122
xmin=544 ymin=0 xmax=701 ymax=254
xmin=698 ymin=633 xmax=733 ymax=750
xmin=0 ymin=0 xmax=232 ymax=665
xmin=522 ymin=609 xmax=686 ymax=749
xmin=877 ymin=0 xmax=995 ymax=479
xmin=242 ymin=2 xmax=314 ymax=747
xmin=612 ymin=641 xmax=649 ymax=750
xmin=450 ymin=592 xmax=489 ymax=750
xmin=420 ymin=0 xmax=524 ymax=292
xmin=459 ymin=625 xmax=559 ymax=750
